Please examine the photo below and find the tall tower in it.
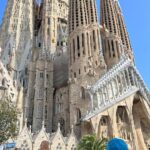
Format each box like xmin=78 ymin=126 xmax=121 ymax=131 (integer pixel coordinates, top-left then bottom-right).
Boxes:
xmin=100 ymin=0 xmax=122 ymax=69
xmin=25 ymin=45 xmax=54 ymax=133
xmin=113 ymin=0 xmax=134 ymax=61
xmin=0 ymin=0 xmax=14 ymax=50
xmin=0 ymin=0 xmax=34 ymax=84
xmin=69 ymin=0 xmax=105 ymax=80
xmin=68 ymin=0 xmax=106 ymax=137
xmin=100 ymin=0 xmax=134 ymax=69
xmin=41 ymin=0 xmax=58 ymax=53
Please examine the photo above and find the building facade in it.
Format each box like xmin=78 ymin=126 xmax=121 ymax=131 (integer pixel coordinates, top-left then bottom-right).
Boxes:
xmin=0 ymin=0 xmax=150 ymax=149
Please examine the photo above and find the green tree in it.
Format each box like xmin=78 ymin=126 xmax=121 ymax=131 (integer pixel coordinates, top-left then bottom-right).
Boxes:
xmin=0 ymin=99 xmax=18 ymax=144
xmin=77 ymin=135 xmax=108 ymax=150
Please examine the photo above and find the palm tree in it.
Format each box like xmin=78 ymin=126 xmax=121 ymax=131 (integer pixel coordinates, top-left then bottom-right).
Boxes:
xmin=77 ymin=135 xmax=108 ymax=150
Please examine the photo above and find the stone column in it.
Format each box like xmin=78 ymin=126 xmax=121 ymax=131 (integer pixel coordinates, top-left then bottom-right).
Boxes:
xmin=96 ymin=92 xmax=101 ymax=107
xmin=115 ymin=76 xmax=119 ymax=96
xmin=134 ymin=72 xmax=140 ymax=88
xmin=110 ymin=81 xmax=115 ymax=100
xmin=90 ymin=94 xmax=94 ymax=109
xmin=101 ymin=87 xmax=106 ymax=106
xmin=99 ymin=90 xmax=102 ymax=107
xmin=122 ymin=71 xmax=128 ymax=90
xmin=119 ymin=74 xmax=123 ymax=94
xmin=105 ymin=85 xmax=109 ymax=103
xmin=129 ymin=111 xmax=140 ymax=150
xmin=130 ymin=69 xmax=136 ymax=86
xmin=125 ymin=68 xmax=131 ymax=87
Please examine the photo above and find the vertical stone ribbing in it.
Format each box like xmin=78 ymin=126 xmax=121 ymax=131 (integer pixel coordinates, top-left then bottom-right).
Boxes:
xmin=100 ymin=0 xmax=122 ymax=69
xmin=85 ymin=0 xmax=98 ymax=24
xmin=101 ymin=0 xmax=119 ymax=36
xmin=31 ymin=57 xmax=53 ymax=133
xmin=0 ymin=0 xmax=14 ymax=50
xmin=69 ymin=0 xmax=105 ymax=79
xmin=113 ymin=0 xmax=134 ymax=62
xmin=42 ymin=0 xmax=58 ymax=53
xmin=68 ymin=0 xmax=106 ymax=136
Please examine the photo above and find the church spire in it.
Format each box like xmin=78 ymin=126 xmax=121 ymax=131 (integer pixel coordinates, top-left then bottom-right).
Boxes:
xmin=100 ymin=0 xmax=134 ymax=69
xmin=69 ymin=0 xmax=105 ymax=80
xmin=100 ymin=0 xmax=119 ymax=36
xmin=113 ymin=0 xmax=134 ymax=62
xmin=41 ymin=0 xmax=58 ymax=54
xmin=100 ymin=0 xmax=122 ymax=69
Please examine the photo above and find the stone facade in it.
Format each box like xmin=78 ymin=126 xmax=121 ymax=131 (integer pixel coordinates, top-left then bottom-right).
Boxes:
xmin=0 ymin=0 xmax=33 ymax=83
xmin=16 ymin=122 xmax=78 ymax=150
xmin=0 ymin=60 xmax=18 ymax=102
xmin=0 ymin=0 xmax=150 ymax=150
xmin=81 ymin=56 xmax=150 ymax=149
xmin=100 ymin=0 xmax=134 ymax=69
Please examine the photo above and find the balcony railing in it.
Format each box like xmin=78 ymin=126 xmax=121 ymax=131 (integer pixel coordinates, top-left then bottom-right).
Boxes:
xmin=82 ymin=56 xmax=150 ymax=121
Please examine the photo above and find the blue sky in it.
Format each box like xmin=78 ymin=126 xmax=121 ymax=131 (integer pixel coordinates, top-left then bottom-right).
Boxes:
xmin=0 ymin=0 xmax=150 ymax=89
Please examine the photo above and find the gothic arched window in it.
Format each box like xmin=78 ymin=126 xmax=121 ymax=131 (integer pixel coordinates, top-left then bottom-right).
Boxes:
xmin=76 ymin=108 xmax=81 ymax=124
xmin=100 ymin=116 xmax=109 ymax=126
xmin=77 ymin=36 xmax=80 ymax=57
xmin=59 ymin=118 xmax=65 ymax=135
xmin=81 ymin=87 xmax=86 ymax=99
xmin=2 ymin=78 xmax=6 ymax=86
xmin=93 ymin=30 xmax=96 ymax=50
xmin=116 ymin=106 xmax=129 ymax=124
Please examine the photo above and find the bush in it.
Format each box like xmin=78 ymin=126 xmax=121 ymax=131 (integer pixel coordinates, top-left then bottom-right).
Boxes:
xmin=0 ymin=99 xmax=18 ymax=144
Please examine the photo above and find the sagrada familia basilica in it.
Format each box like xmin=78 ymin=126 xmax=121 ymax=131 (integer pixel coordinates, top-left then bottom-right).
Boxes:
xmin=0 ymin=0 xmax=150 ymax=149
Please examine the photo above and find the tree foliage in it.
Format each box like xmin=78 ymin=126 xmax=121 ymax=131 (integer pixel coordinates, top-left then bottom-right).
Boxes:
xmin=77 ymin=135 xmax=108 ymax=150
xmin=0 ymin=99 xmax=18 ymax=144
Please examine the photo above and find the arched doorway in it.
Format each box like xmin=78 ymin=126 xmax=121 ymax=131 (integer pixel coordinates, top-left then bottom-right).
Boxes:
xmin=116 ymin=106 xmax=132 ymax=146
xmin=132 ymin=97 xmax=150 ymax=149
xmin=98 ymin=116 xmax=113 ymax=139
xmin=40 ymin=141 xmax=49 ymax=150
